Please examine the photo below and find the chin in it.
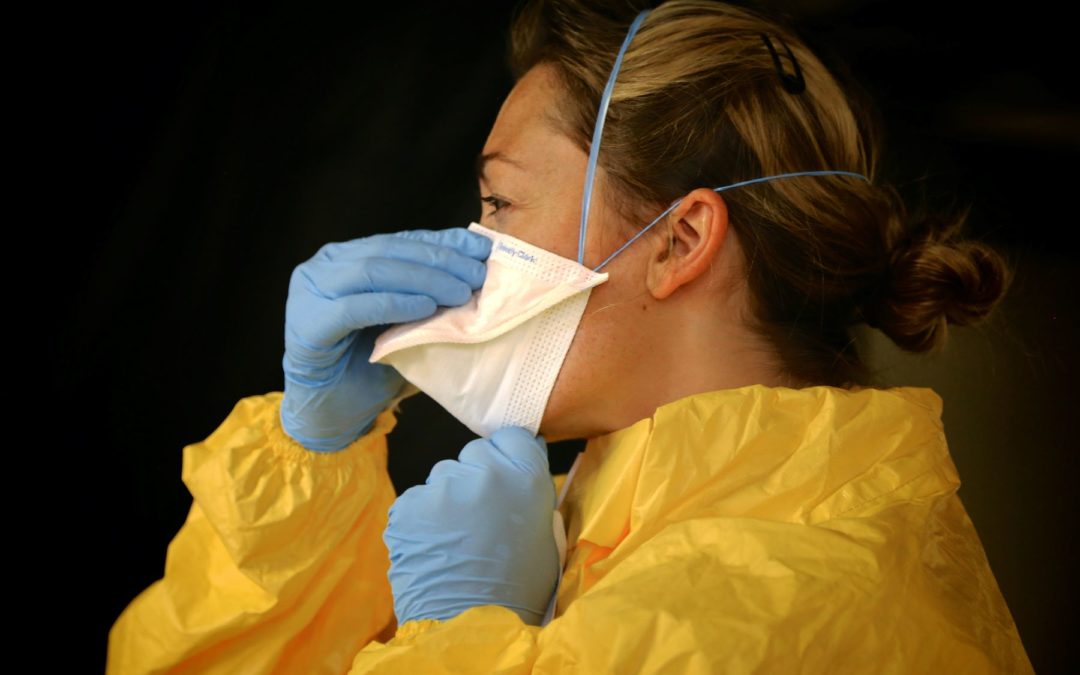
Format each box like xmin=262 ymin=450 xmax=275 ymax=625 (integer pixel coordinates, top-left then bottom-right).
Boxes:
xmin=537 ymin=418 xmax=570 ymax=443
xmin=539 ymin=398 xmax=602 ymax=443
xmin=538 ymin=399 xmax=575 ymax=443
xmin=541 ymin=362 xmax=596 ymax=441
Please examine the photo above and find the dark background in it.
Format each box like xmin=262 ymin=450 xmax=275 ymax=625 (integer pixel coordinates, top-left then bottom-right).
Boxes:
xmin=58 ymin=0 xmax=1074 ymax=671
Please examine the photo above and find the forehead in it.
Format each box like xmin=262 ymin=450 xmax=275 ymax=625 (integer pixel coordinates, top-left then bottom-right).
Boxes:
xmin=483 ymin=65 xmax=573 ymax=162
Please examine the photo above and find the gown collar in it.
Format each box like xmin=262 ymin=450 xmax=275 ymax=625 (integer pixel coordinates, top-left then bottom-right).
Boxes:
xmin=556 ymin=384 xmax=954 ymax=552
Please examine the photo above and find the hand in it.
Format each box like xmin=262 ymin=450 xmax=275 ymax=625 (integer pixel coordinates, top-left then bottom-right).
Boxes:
xmin=383 ymin=427 xmax=560 ymax=626
xmin=280 ymin=227 xmax=492 ymax=452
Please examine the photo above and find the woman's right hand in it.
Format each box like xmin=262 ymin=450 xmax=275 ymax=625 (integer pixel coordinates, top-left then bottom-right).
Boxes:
xmin=280 ymin=227 xmax=492 ymax=452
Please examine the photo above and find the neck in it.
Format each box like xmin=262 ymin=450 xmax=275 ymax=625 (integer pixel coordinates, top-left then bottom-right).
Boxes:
xmin=591 ymin=287 xmax=791 ymax=439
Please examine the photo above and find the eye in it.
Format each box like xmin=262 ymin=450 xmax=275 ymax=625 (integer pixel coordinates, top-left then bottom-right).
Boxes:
xmin=480 ymin=194 xmax=511 ymax=216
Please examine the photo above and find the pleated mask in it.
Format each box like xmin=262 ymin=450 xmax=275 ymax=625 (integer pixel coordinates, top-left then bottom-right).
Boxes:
xmin=369 ymin=222 xmax=608 ymax=438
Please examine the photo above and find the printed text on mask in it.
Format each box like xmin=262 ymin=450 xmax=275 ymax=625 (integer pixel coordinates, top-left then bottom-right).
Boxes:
xmin=496 ymin=241 xmax=538 ymax=264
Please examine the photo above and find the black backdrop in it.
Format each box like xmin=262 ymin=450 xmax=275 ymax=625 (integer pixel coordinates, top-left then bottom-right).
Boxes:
xmin=58 ymin=1 xmax=1075 ymax=671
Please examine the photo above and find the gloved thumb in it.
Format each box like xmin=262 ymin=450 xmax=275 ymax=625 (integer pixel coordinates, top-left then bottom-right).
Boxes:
xmin=490 ymin=426 xmax=550 ymax=473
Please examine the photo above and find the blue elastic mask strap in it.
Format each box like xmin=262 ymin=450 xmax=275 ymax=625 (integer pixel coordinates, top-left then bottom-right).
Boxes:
xmin=592 ymin=169 xmax=872 ymax=272
xmin=578 ymin=9 xmax=651 ymax=266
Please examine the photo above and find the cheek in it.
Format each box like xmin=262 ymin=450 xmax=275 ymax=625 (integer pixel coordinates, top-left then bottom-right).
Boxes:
xmin=572 ymin=287 xmax=630 ymax=363
xmin=518 ymin=211 xmax=581 ymax=261
xmin=545 ymin=280 xmax=641 ymax=409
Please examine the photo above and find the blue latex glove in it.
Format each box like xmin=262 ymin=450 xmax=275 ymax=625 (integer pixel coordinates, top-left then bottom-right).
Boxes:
xmin=383 ymin=427 xmax=560 ymax=626
xmin=281 ymin=228 xmax=492 ymax=452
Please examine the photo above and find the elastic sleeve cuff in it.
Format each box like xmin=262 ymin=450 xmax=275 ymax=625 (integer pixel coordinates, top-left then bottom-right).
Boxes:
xmin=393 ymin=618 xmax=444 ymax=641
xmin=263 ymin=392 xmax=401 ymax=467
xmin=180 ymin=391 xmax=404 ymax=591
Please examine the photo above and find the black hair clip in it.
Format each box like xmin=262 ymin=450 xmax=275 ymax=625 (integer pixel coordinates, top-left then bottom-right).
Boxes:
xmin=760 ymin=32 xmax=806 ymax=94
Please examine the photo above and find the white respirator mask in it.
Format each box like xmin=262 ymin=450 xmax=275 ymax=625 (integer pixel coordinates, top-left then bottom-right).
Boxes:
xmin=369 ymin=6 xmax=869 ymax=440
xmin=369 ymin=223 xmax=608 ymax=438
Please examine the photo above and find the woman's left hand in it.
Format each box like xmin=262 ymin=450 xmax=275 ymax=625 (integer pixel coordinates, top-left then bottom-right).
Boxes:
xmin=383 ymin=427 xmax=560 ymax=627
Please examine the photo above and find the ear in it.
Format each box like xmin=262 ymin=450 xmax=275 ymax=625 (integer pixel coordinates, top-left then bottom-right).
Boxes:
xmin=646 ymin=188 xmax=729 ymax=300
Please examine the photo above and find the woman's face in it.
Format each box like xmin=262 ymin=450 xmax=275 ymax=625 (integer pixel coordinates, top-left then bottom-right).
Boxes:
xmin=476 ymin=64 xmax=664 ymax=442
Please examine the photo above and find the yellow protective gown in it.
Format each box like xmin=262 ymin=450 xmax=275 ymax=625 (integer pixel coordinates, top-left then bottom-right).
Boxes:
xmin=107 ymin=385 xmax=1034 ymax=674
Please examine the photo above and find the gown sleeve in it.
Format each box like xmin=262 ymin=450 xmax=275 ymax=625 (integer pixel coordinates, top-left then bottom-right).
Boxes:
xmin=106 ymin=391 xmax=403 ymax=675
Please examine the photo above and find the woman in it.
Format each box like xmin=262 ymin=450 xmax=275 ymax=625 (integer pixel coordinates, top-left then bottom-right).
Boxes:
xmin=107 ymin=0 xmax=1035 ymax=672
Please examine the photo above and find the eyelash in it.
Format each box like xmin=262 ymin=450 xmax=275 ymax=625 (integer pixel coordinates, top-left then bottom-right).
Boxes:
xmin=480 ymin=194 xmax=511 ymax=216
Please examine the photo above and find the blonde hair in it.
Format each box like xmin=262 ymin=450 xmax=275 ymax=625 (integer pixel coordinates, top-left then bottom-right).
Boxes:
xmin=508 ymin=0 xmax=1011 ymax=386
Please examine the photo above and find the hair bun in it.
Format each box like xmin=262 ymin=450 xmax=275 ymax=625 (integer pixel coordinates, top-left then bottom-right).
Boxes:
xmin=867 ymin=210 xmax=1012 ymax=353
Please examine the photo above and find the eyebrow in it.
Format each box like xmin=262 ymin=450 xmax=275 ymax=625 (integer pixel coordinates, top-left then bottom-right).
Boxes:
xmin=475 ymin=151 xmax=526 ymax=182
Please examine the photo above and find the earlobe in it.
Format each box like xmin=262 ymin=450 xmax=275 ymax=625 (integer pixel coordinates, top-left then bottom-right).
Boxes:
xmin=646 ymin=189 xmax=728 ymax=300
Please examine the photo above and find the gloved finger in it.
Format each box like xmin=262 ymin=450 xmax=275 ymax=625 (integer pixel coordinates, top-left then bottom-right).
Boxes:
xmin=425 ymin=458 xmax=475 ymax=485
xmin=315 ymin=226 xmax=489 ymax=259
xmin=386 ymin=484 xmax=424 ymax=524
xmin=310 ymin=293 xmax=438 ymax=345
xmin=298 ymin=258 xmax=475 ymax=306
xmin=456 ymin=437 xmax=501 ymax=470
xmin=391 ymin=227 xmax=493 ymax=262
xmin=489 ymin=427 xmax=550 ymax=475
xmin=316 ymin=229 xmax=491 ymax=287
xmin=314 ymin=238 xmax=488 ymax=291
